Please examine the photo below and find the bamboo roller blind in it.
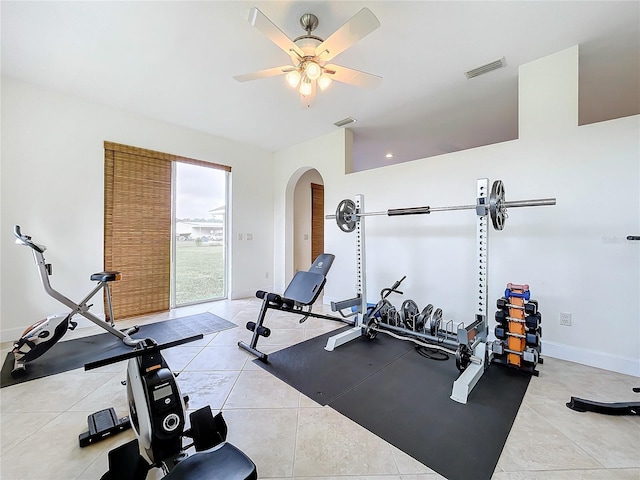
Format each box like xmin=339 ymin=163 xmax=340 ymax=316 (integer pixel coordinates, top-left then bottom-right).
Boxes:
xmin=103 ymin=142 xmax=231 ymax=320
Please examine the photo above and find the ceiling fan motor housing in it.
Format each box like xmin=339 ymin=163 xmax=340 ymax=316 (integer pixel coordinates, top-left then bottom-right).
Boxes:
xmin=300 ymin=13 xmax=319 ymax=33
xmin=296 ymin=37 xmax=322 ymax=58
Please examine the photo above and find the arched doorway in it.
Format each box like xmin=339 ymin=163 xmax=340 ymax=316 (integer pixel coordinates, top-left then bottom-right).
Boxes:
xmin=290 ymin=168 xmax=324 ymax=275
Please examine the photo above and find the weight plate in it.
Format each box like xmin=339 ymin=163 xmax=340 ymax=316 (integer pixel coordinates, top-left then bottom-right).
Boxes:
xmin=418 ymin=304 xmax=433 ymax=333
xmin=401 ymin=299 xmax=419 ymax=318
xmin=336 ymin=199 xmax=357 ymax=233
xmin=378 ymin=300 xmax=392 ymax=323
xmin=387 ymin=306 xmax=400 ymax=327
xmin=401 ymin=299 xmax=419 ymax=330
xmin=364 ymin=317 xmax=379 ymax=340
xmin=489 ymin=180 xmax=506 ymax=231
xmin=455 ymin=344 xmax=472 ymax=372
xmin=430 ymin=308 xmax=442 ymax=336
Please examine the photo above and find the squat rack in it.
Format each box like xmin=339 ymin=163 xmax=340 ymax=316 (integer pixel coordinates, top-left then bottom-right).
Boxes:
xmin=325 ymin=178 xmax=556 ymax=403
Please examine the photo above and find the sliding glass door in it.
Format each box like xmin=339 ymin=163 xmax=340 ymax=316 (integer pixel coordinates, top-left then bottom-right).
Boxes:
xmin=171 ymin=162 xmax=228 ymax=306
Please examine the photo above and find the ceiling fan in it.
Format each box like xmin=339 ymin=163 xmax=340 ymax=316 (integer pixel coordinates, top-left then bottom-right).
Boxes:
xmin=233 ymin=7 xmax=382 ymax=108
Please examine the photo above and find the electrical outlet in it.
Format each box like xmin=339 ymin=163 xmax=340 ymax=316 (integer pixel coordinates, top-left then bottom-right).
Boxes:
xmin=560 ymin=312 xmax=572 ymax=326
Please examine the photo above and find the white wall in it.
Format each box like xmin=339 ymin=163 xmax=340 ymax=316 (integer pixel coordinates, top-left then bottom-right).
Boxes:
xmin=273 ymin=46 xmax=640 ymax=376
xmin=0 ymin=77 xmax=275 ymax=340
xmin=273 ymin=129 xmax=349 ymax=292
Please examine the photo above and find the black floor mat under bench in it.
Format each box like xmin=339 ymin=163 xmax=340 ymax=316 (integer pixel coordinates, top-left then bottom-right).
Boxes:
xmin=1 ymin=312 xmax=236 ymax=388
xmin=256 ymin=330 xmax=531 ymax=480
xmin=258 ymin=326 xmax=415 ymax=405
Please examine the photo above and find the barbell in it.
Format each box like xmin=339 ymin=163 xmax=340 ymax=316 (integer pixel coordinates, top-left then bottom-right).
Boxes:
xmin=326 ymin=180 xmax=556 ymax=233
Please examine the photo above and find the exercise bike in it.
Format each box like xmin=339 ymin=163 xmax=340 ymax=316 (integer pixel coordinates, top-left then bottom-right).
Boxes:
xmin=85 ymin=335 xmax=257 ymax=479
xmin=11 ymin=225 xmax=144 ymax=377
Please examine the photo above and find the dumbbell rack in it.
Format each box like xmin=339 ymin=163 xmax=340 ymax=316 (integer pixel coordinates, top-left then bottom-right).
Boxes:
xmin=490 ymin=283 xmax=543 ymax=375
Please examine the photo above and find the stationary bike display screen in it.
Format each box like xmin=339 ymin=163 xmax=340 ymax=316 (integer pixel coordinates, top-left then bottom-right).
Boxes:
xmin=153 ymin=384 xmax=173 ymax=402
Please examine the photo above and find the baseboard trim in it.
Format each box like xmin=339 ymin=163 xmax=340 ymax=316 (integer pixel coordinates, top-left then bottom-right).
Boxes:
xmin=230 ymin=289 xmax=262 ymax=300
xmin=1 ymin=327 xmax=23 ymax=344
xmin=541 ymin=340 xmax=639 ymax=377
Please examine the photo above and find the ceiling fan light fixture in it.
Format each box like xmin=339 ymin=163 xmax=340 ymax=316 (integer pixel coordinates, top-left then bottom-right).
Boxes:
xmin=304 ymin=61 xmax=322 ymax=80
xmin=318 ymin=74 xmax=332 ymax=91
xmin=236 ymin=7 xmax=382 ymax=107
xmin=286 ymin=70 xmax=301 ymax=88
xmin=299 ymin=77 xmax=312 ymax=96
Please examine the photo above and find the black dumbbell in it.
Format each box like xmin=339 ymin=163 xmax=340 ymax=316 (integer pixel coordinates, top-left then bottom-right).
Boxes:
xmin=497 ymin=297 xmax=537 ymax=315
xmin=495 ymin=325 xmax=507 ymax=340
xmin=525 ymin=313 xmax=541 ymax=330
xmin=495 ymin=310 xmax=509 ymax=326
xmin=525 ymin=332 xmax=540 ymax=347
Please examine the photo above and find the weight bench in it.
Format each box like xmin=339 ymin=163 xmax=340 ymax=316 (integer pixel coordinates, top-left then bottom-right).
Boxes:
xmin=238 ymin=253 xmax=350 ymax=362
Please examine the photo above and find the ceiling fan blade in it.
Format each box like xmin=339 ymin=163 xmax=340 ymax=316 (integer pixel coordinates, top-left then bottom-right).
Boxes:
xmin=248 ymin=7 xmax=304 ymax=60
xmin=233 ymin=66 xmax=294 ymax=82
xmin=324 ymin=64 xmax=382 ymax=88
xmin=315 ymin=8 xmax=380 ymax=62
xmin=300 ymin=81 xmax=316 ymax=109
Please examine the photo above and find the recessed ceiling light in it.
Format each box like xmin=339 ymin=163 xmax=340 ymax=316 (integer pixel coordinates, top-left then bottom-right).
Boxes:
xmin=385 ymin=153 xmax=394 ymax=159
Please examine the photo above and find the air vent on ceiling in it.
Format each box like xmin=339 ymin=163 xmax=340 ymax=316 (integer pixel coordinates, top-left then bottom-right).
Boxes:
xmin=465 ymin=57 xmax=506 ymax=79
xmin=334 ymin=117 xmax=357 ymax=127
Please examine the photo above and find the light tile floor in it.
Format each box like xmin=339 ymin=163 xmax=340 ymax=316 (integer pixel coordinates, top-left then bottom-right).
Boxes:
xmin=1 ymin=298 xmax=638 ymax=480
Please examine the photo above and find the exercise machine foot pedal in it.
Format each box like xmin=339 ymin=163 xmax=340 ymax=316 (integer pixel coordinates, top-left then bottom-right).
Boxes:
xmin=189 ymin=406 xmax=228 ymax=452
xmin=100 ymin=439 xmax=149 ymax=480
xmin=79 ymin=407 xmax=131 ymax=447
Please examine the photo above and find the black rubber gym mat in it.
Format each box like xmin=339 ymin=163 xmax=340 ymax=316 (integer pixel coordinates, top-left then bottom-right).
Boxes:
xmin=256 ymin=326 xmax=415 ymax=405
xmin=256 ymin=330 xmax=531 ymax=480
xmin=1 ymin=312 xmax=236 ymax=388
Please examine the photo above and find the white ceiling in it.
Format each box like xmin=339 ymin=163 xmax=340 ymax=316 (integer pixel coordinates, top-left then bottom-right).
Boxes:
xmin=2 ymin=1 xmax=638 ymax=172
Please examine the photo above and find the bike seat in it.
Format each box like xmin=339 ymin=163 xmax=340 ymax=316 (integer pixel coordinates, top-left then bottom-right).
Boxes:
xmin=163 ymin=442 xmax=257 ymax=480
xmin=91 ymin=271 xmax=122 ymax=282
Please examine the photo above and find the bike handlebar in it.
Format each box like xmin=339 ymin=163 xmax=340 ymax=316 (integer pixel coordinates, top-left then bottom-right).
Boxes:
xmin=14 ymin=225 xmax=45 ymax=253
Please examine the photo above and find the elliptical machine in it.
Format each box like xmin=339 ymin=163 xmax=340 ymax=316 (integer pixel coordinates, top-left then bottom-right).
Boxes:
xmin=85 ymin=335 xmax=257 ymax=479
xmin=11 ymin=225 xmax=144 ymax=377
